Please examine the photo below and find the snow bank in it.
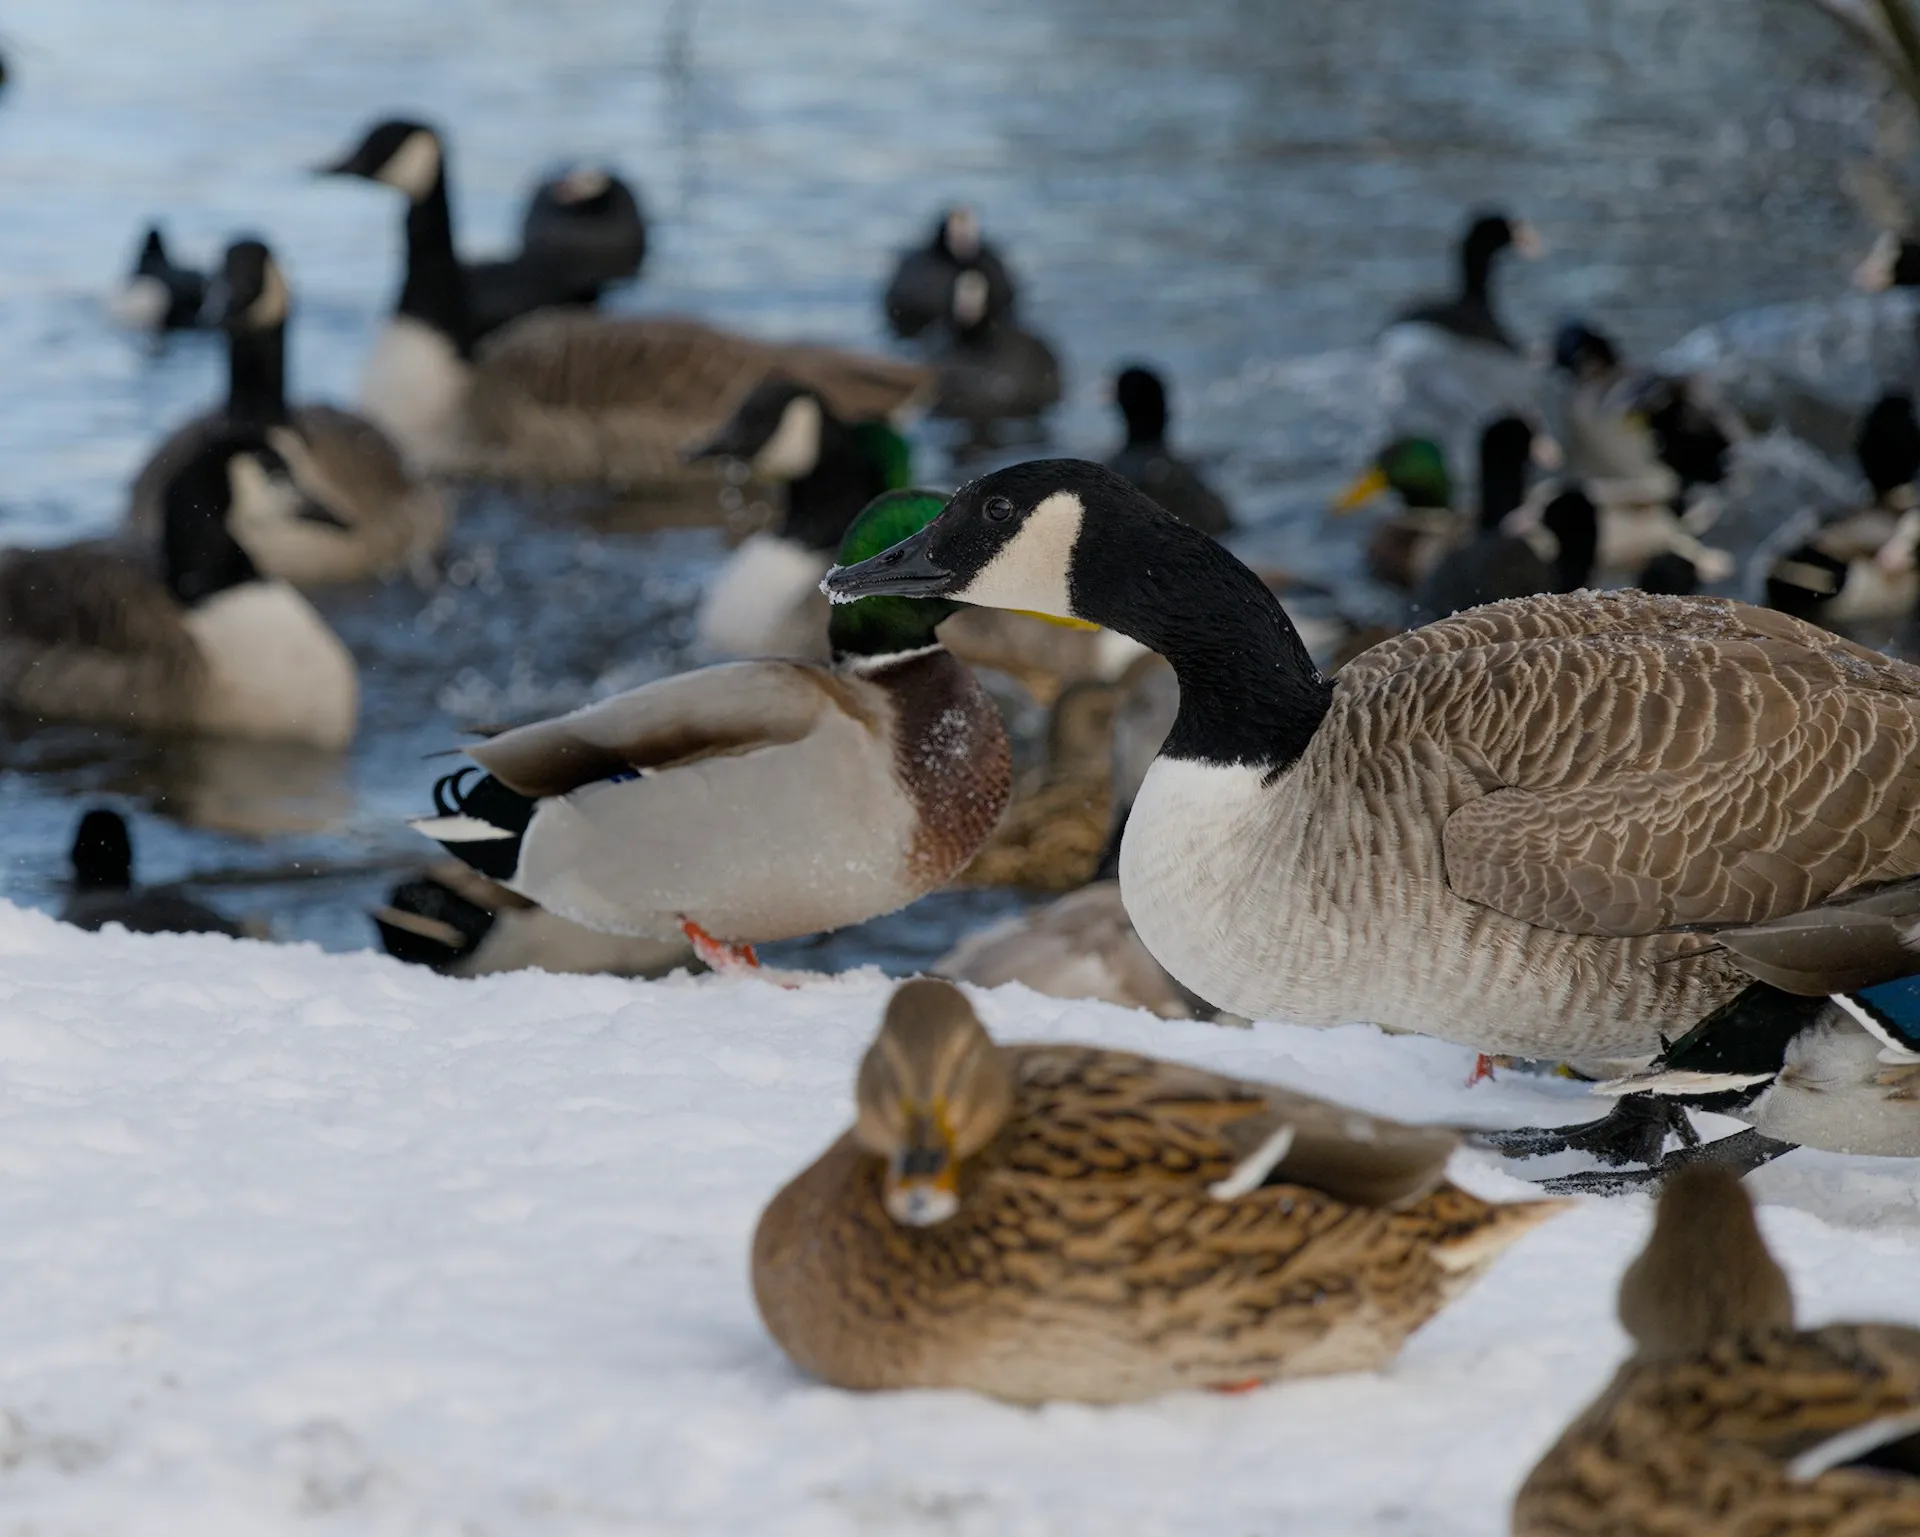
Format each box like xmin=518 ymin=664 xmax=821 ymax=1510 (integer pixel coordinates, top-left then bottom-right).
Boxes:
xmin=0 ymin=901 xmax=1912 ymax=1535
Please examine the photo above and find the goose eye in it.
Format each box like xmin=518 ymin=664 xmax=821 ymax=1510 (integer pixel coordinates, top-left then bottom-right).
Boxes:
xmin=984 ymin=496 xmax=1015 ymax=523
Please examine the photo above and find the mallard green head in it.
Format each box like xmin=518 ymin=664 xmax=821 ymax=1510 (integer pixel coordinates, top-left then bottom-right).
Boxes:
xmin=828 ymin=489 xmax=960 ymax=658
xmin=1332 ymin=437 xmax=1451 ymax=514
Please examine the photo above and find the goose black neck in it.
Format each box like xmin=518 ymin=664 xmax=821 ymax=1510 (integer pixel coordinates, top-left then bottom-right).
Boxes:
xmin=1073 ymin=507 xmax=1330 ymax=772
xmin=400 ymin=173 xmax=475 ymax=355
xmin=1479 ymin=447 xmax=1528 ymax=530
xmin=1461 ymin=233 xmax=1500 ymax=304
xmin=783 ymin=416 xmax=887 ymax=552
xmin=225 ymin=323 xmax=290 ymax=429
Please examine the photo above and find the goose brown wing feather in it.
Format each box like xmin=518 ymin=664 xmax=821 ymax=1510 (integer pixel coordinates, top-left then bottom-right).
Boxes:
xmin=1336 ymin=593 xmax=1920 ymax=937
xmin=466 ymin=659 xmax=841 ymax=799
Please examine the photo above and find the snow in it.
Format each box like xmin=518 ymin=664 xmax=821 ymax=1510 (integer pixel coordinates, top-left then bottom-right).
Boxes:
xmin=0 ymin=901 xmax=1913 ymax=1535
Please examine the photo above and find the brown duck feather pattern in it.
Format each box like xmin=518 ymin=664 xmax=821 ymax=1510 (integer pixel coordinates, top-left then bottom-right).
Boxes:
xmin=754 ymin=1044 xmax=1556 ymax=1404
xmin=1515 ymin=1325 xmax=1920 ymax=1536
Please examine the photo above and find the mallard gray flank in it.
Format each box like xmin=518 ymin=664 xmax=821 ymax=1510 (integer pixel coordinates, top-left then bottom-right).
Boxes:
xmin=823 ymin=460 xmax=1920 ymax=1066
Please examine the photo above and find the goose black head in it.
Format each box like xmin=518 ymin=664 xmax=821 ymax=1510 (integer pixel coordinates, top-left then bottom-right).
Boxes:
xmin=686 ymin=377 xmax=825 ymax=481
xmin=1857 ymin=392 xmax=1920 ymax=500
xmin=317 ymin=118 xmax=444 ymax=202
xmin=205 ymin=237 xmax=289 ymax=333
xmin=70 ymin=808 xmax=134 ymax=893
xmin=1114 ymin=365 xmax=1169 ymax=446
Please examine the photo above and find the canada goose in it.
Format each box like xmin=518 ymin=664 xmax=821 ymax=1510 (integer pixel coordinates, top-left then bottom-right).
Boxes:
xmin=957 ymin=678 xmax=1117 ymax=891
xmin=823 ymin=460 xmax=1920 ymax=1071
xmin=112 ymin=225 xmax=209 ymax=333
xmin=935 ymin=880 xmax=1206 ymax=1018
xmin=1104 ymin=365 xmax=1233 ymax=535
xmin=1389 ymin=210 xmax=1541 ymax=353
xmin=1514 ymin=1167 xmax=1920 ymax=1537
xmin=320 ymin=118 xmax=930 ymax=482
xmin=127 ymin=239 xmax=448 ymax=586
xmin=753 ymin=978 xmax=1564 ymax=1404
xmin=59 ymin=807 xmax=242 ymax=937
xmin=0 ymin=430 xmax=357 ymax=750
xmin=374 ymin=860 xmax=695 ymax=978
xmin=690 ymin=378 xmax=910 ymax=660
xmin=1411 ymin=417 xmax=1596 ymax=621
xmin=928 ymin=264 xmax=1062 ymax=430
xmin=1331 ymin=435 xmax=1465 ymax=590
xmin=412 ymin=490 xmax=1008 ymax=960
xmin=882 ymin=206 xmax=1017 ymax=341
xmin=1855 ymin=229 xmax=1920 ymax=291
xmin=1767 ymin=392 xmax=1920 ymax=625
xmin=511 ymin=162 xmax=647 ymax=304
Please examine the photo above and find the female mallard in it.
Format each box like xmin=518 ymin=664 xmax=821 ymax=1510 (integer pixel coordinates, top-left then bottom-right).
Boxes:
xmin=753 ymin=978 xmax=1563 ymax=1404
xmin=128 ymin=238 xmax=448 ymax=586
xmin=319 ymin=119 xmax=929 ymax=481
xmin=0 ymin=430 xmax=357 ymax=750
xmin=690 ymin=378 xmax=911 ymax=661
xmin=1513 ymin=1166 xmax=1920 ymax=1536
xmin=413 ymin=490 xmax=1009 ymax=962
xmin=822 ymin=460 xmax=1920 ymax=1074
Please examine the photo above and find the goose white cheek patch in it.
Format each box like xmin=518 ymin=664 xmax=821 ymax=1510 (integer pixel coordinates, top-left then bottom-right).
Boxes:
xmin=382 ymin=131 xmax=442 ymax=200
xmin=951 ymin=491 xmax=1083 ymax=618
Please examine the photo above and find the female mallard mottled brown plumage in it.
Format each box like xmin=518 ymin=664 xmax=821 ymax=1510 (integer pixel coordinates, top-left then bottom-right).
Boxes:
xmin=753 ymin=979 xmax=1564 ymax=1405
xmin=1513 ymin=1166 xmax=1920 ymax=1537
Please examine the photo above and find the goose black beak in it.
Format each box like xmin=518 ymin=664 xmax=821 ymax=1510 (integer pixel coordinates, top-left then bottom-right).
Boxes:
xmin=821 ymin=526 xmax=954 ymax=602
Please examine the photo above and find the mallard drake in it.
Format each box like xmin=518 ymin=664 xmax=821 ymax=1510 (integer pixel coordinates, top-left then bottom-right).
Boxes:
xmin=1514 ymin=1166 xmax=1920 ymax=1537
xmin=691 ymin=378 xmax=910 ymax=661
xmin=957 ymin=678 xmax=1116 ymax=891
xmin=1330 ymin=435 xmax=1464 ymax=590
xmin=882 ymin=206 xmax=1016 ymax=341
xmin=412 ymin=490 xmax=1009 ymax=958
xmin=373 ymin=860 xmax=694 ymax=978
xmin=111 ymin=225 xmax=208 ymax=333
xmin=127 ymin=238 xmax=448 ymax=586
xmin=59 ymin=808 xmax=242 ymax=937
xmin=753 ymin=977 xmax=1563 ymax=1404
xmin=823 ymin=460 xmax=1920 ymax=1069
xmin=1389 ymin=210 xmax=1541 ymax=353
xmin=935 ymin=879 xmax=1204 ymax=1018
xmin=0 ymin=430 xmax=357 ymax=749
xmin=1412 ymin=417 xmax=1597 ymax=622
xmin=1767 ymin=392 xmax=1920 ymax=625
xmin=320 ymin=119 xmax=929 ymax=481
xmin=1103 ymin=365 xmax=1232 ymax=535
xmin=928 ymin=265 xmax=1062 ymax=430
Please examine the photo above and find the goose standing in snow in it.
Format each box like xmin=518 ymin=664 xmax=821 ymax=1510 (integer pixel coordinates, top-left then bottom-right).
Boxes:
xmin=1514 ymin=1167 xmax=1920 ymax=1536
xmin=0 ymin=431 xmax=357 ymax=749
xmin=59 ymin=808 xmax=243 ymax=937
xmin=1102 ymin=365 xmax=1232 ymax=535
xmin=823 ymin=461 xmax=1920 ymax=1088
xmin=754 ymin=978 xmax=1564 ymax=1404
xmin=128 ymin=238 xmax=448 ymax=586
xmin=690 ymin=378 xmax=910 ymax=660
xmin=320 ymin=118 xmax=929 ymax=481
xmin=412 ymin=490 xmax=1009 ymax=964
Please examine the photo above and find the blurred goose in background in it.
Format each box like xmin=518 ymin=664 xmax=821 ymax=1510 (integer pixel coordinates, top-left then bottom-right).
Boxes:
xmin=321 ymin=118 xmax=929 ymax=481
xmin=1514 ymin=1167 xmax=1920 ymax=1536
xmin=958 ymin=679 xmax=1117 ymax=892
xmin=883 ymin=206 xmax=1017 ymax=340
xmin=1103 ymin=365 xmax=1233 ymax=535
xmin=1766 ymin=391 xmax=1920 ymax=625
xmin=412 ymin=491 xmax=1008 ymax=965
xmin=59 ymin=808 xmax=242 ymax=937
xmin=928 ymin=263 xmax=1062 ymax=433
xmin=1410 ymin=416 xmax=1596 ymax=621
xmin=128 ymin=238 xmax=447 ymax=586
xmin=754 ymin=978 xmax=1564 ymax=1404
xmin=0 ymin=431 xmax=357 ymax=749
xmin=1389 ymin=210 xmax=1541 ymax=353
xmin=1855 ymin=229 xmax=1920 ymax=292
xmin=691 ymin=379 xmax=910 ymax=660
xmin=374 ymin=861 xmax=694 ymax=978
xmin=112 ymin=225 xmax=209 ymax=333
xmin=1331 ymin=435 xmax=1464 ymax=589
xmin=501 ymin=161 xmax=648 ymax=316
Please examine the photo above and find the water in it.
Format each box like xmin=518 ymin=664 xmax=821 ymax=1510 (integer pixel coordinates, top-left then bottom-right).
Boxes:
xmin=0 ymin=0 xmax=1894 ymax=963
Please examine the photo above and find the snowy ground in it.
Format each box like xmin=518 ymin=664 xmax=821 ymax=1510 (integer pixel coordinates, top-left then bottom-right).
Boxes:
xmin=0 ymin=903 xmax=1914 ymax=1535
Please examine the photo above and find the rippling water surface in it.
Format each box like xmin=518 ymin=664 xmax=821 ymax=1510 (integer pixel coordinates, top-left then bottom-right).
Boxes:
xmin=0 ymin=0 xmax=1893 ymax=961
